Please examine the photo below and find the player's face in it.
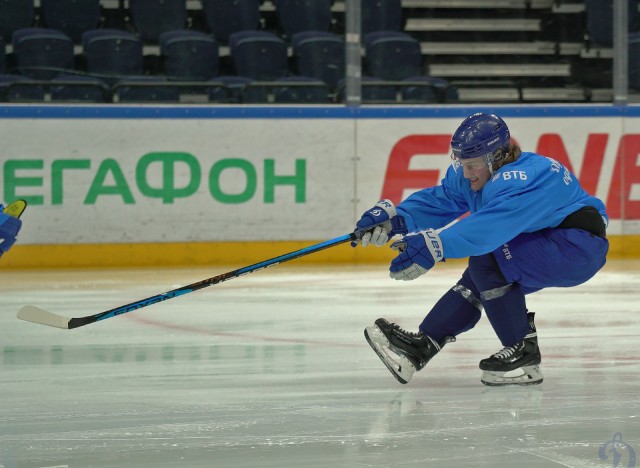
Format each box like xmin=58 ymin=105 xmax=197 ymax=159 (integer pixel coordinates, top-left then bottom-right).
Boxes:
xmin=460 ymin=156 xmax=491 ymax=191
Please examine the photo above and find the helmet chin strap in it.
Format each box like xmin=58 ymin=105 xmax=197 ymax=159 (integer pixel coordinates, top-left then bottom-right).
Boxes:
xmin=483 ymin=154 xmax=495 ymax=175
xmin=485 ymin=147 xmax=509 ymax=175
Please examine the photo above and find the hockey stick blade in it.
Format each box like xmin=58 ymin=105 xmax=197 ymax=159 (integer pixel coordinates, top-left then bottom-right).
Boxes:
xmin=17 ymin=232 xmax=357 ymax=330
xmin=3 ymin=199 xmax=27 ymax=219
xmin=18 ymin=305 xmax=72 ymax=329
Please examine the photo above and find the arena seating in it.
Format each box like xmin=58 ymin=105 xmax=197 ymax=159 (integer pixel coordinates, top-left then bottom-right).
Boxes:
xmin=364 ymin=31 xmax=423 ymax=81
xmin=12 ymin=28 xmax=75 ymax=79
xmin=0 ymin=73 xmax=44 ymax=101
xmin=40 ymin=0 xmax=101 ymax=43
xmin=50 ymin=74 xmax=110 ymax=102
xmin=274 ymin=0 xmax=332 ymax=38
xmin=400 ymin=76 xmax=458 ymax=104
xmin=271 ymin=76 xmax=331 ymax=103
xmin=337 ymin=76 xmax=398 ymax=103
xmin=0 ymin=0 xmax=34 ymax=43
xmin=82 ymin=29 xmax=144 ymax=84
xmin=0 ymin=0 xmax=630 ymax=103
xmin=229 ymin=30 xmax=288 ymax=81
xmin=129 ymin=0 xmax=188 ymax=43
xmin=113 ymin=75 xmax=181 ymax=103
xmin=361 ymin=0 xmax=403 ymax=35
xmin=208 ymin=75 xmax=252 ymax=103
xmin=159 ymin=29 xmax=219 ymax=81
xmin=291 ymin=31 xmax=345 ymax=91
xmin=0 ymin=37 xmax=5 ymax=74
xmin=201 ymin=0 xmax=261 ymax=43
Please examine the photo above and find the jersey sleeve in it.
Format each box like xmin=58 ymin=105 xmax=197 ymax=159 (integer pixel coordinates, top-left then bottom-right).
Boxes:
xmin=396 ymin=165 xmax=471 ymax=232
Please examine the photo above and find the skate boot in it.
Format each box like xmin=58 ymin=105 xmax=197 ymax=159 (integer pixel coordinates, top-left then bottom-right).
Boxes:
xmin=479 ymin=312 xmax=543 ymax=386
xmin=364 ymin=318 xmax=454 ymax=384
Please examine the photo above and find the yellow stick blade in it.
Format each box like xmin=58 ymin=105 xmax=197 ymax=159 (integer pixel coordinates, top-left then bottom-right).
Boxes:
xmin=3 ymin=199 xmax=27 ymax=219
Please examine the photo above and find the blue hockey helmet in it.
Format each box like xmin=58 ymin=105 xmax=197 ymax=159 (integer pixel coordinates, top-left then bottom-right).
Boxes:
xmin=451 ymin=113 xmax=510 ymax=169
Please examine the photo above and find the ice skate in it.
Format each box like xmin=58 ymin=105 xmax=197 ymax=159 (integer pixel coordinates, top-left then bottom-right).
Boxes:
xmin=480 ymin=312 xmax=543 ymax=386
xmin=364 ymin=318 xmax=454 ymax=384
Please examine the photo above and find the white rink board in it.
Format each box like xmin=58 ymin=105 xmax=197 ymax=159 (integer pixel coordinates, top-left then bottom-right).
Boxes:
xmin=4 ymin=106 xmax=640 ymax=245
xmin=1 ymin=117 xmax=356 ymax=243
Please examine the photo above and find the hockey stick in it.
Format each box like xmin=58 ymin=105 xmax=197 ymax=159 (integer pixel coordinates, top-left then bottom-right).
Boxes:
xmin=3 ymin=199 xmax=28 ymax=219
xmin=18 ymin=232 xmax=357 ymax=330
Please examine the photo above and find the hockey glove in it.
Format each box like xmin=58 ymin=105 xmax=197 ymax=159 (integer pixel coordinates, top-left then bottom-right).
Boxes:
xmin=0 ymin=210 xmax=22 ymax=258
xmin=353 ymin=199 xmax=408 ymax=247
xmin=389 ymin=229 xmax=444 ymax=280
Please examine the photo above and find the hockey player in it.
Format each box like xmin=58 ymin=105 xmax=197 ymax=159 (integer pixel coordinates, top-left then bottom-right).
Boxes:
xmin=0 ymin=199 xmax=26 ymax=259
xmin=355 ymin=113 xmax=608 ymax=386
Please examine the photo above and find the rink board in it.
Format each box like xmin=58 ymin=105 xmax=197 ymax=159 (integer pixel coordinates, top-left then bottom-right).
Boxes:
xmin=2 ymin=105 xmax=640 ymax=267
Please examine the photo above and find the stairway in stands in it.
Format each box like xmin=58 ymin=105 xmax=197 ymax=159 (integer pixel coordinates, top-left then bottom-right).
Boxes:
xmin=369 ymin=0 xmax=613 ymax=103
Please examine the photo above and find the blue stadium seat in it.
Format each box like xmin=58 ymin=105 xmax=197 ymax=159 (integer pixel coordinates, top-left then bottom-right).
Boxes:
xmin=273 ymin=76 xmax=330 ymax=103
xmin=12 ymin=28 xmax=75 ymax=79
xmin=40 ymin=0 xmax=101 ymax=43
xmin=229 ymin=31 xmax=288 ymax=80
xmin=114 ymin=76 xmax=181 ymax=102
xmin=201 ymin=0 xmax=261 ymax=43
xmin=400 ymin=76 xmax=459 ymax=103
xmin=337 ymin=76 xmax=397 ymax=103
xmin=362 ymin=0 xmax=402 ymax=35
xmin=361 ymin=76 xmax=397 ymax=103
xmin=209 ymin=75 xmax=252 ymax=102
xmin=82 ymin=29 xmax=143 ymax=83
xmin=129 ymin=0 xmax=188 ymax=43
xmin=205 ymin=79 xmax=231 ymax=103
xmin=0 ymin=0 xmax=34 ymax=43
xmin=0 ymin=74 xmax=45 ymax=102
xmin=241 ymin=84 xmax=271 ymax=103
xmin=364 ymin=31 xmax=422 ymax=81
xmin=274 ymin=0 xmax=332 ymax=38
xmin=50 ymin=74 xmax=110 ymax=102
xmin=291 ymin=31 xmax=344 ymax=90
xmin=585 ymin=0 xmax=639 ymax=47
xmin=160 ymin=30 xmax=219 ymax=81
xmin=399 ymin=78 xmax=438 ymax=103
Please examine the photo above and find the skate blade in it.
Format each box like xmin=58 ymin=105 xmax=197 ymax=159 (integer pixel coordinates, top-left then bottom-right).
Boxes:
xmin=481 ymin=365 xmax=543 ymax=387
xmin=364 ymin=325 xmax=415 ymax=385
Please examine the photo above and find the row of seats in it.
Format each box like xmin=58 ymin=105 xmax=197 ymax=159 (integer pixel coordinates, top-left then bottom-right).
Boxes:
xmin=0 ymin=74 xmax=457 ymax=104
xmin=0 ymin=0 xmax=403 ymax=44
xmin=0 ymin=1 xmax=463 ymax=104
xmin=1 ymin=28 xmax=431 ymax=91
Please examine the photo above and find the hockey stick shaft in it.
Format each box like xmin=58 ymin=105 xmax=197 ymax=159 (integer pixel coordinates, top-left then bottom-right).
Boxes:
xmin=18 ymin=232 xmax=357 ymax=330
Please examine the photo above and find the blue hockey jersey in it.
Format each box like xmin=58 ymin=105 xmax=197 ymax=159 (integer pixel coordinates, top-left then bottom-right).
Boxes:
xmin=396 ymin=151 xmax=608 ymax=259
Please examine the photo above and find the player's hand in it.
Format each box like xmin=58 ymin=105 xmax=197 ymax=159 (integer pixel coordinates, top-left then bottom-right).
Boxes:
xmin=352 ymin=199 xmax=407 ymax=247
xmin=389 ymin=229 xmax=444 ymax=280
xmin=0 ymin=212 xmax=22 ymax=258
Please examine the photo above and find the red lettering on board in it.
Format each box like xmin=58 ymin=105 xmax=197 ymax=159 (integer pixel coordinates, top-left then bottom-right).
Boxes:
xmin=607 ymin=134 xmax=640 ymax=219
xmin=380 ymin=135 xmax=451 ymax=204
xmin=536 ymin=133 xmax=608 ymax=196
